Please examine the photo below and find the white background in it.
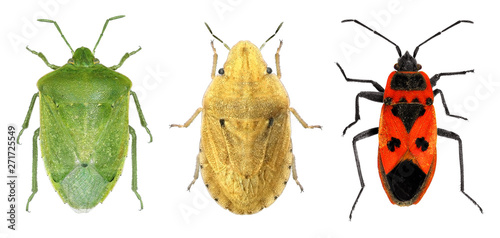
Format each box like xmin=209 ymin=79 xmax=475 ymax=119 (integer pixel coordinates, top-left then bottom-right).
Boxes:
xmin=1 ymin=0 xmax=499 ymax=237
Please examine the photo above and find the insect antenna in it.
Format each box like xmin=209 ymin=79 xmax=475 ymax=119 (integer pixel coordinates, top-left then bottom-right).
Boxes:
xmin=413 ymin=20 xmax=473 ymax=58
xmin=342 ymin=19 xmax=402 ymax=57
xmin=93 ymin=15 xmax=126 ymax=54
xmin=204 ymin=22 xmax=230 ymax=50
xmin=38 ymin=19 xmax=74 ymax=54
xmin=260 ymin=22 xmax=283 ymax=50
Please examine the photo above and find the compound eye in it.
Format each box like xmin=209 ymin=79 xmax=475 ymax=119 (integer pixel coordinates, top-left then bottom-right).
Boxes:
xmin=417 ymin=64 xmax=422 ymax=70
xmin=218 ymin=68 xmax=225 ymax=75
xmin=68 ymin=58 xmax=75 ymax=64
xmin=266 ymin=67 xmax=272 ymax=74
xmin=93 ymin=58 xmax=100 ymax=64
xmin=394 ymin=63 xmax=400 ymax=70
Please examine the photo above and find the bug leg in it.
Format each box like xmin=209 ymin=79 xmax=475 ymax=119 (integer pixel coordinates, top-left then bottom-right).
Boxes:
xmin=291 ymin=153 xmax=304 ymax=192
xmin=130 ymin=91 xmax=153 ymax=142
xmin=343 ymin=91 xmax=384 ymax=135
xmin=129 ymin=126 xmax=143 ymax=210
xmin=187 ymin=151 xmax=201 ymax=191
xmin=289 ymin=108 xmax=321 ymax=129
xmin=18 ymin=93 xmax=39 ymax=144
xmin=437 ymin=128 xmax=483 ymax=213
xmin=429 ymin=69 xmax=474 ymax=87
xmin=350 ymin=127 xmax=379 ymax=221
xmin=26 ymin=128 xmax=40 ymax=212
xmin=26 ymin=46 xmax=60 ymax=70
xmin=434 ymin=89 xmax=467 ymax=120
xmin=275 ymin=40 xmax=283 ymax=79
xmin=170 ymin=108 xmax=203 ymax=128
xmin=110 ymin=46 xmax=142 ymax=70
xmin=336 ymin=63 xmax=385 ymax=92
xmin=210 ymin=41 xmax=218 ymax=79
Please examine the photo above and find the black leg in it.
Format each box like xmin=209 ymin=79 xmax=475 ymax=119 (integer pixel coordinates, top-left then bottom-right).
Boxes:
xmin=429 ymin=70 xmax=474 ymax=87
xmin=433 ymin=89 xmax=467 ymax=120
xmin=343 ymin=91 xmax=384 ymax=135
xmin=437 ymin=128 xmax=483 ymax=213
xmin=336 ymin=63 xmax=385 ymax=92
xmin=350 ymin=127 xmax=379 ymax=220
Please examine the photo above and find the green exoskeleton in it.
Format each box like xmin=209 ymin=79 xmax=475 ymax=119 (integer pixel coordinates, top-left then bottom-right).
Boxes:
xmin=18 ymin=15 xmax=152 ymax=212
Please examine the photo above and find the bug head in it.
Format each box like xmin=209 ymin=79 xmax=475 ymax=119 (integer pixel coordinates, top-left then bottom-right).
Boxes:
xmin=69 ymin=47 xmax=99 ymax=67
xmin=37 ymin=16 xmax=126 ymax=68
xmin=394 ymin=51 xmax=421 ymax=72
xmin=223 ymin=41 xmax=267 ymax=80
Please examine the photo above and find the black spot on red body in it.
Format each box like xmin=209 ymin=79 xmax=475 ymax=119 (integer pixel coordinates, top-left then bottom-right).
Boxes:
xmin=390 ymin=72 xmax=426 ymax=91
xmin=391 ymin=104 xmax=426 ymax=133
xmin=416 ymin=137 xmax=429 ymax=151
xmin=384 ymin=97 xmax=393 ymax=105
xmin=426 ymin=98 xmax=433 ymax=106
xmin=386 ymin=160 xmax=426 ymax=202
xmin=387 ymin=137 xmax=401 ymax=152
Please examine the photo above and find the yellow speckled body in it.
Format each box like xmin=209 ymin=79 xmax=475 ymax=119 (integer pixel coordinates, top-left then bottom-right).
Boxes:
xmin=202 ymin=41 xmax=292 ymax=214
xmin=172 ymin=29 xmax=320 ymax=214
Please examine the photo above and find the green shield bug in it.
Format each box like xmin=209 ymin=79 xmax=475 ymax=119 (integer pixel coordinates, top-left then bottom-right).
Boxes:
xmin=17 ymin=15 xmax=152 ymax=212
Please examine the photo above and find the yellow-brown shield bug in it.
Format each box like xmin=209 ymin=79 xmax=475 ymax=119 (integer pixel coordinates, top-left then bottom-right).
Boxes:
xmin=171 ymin=23 xmax=321 ymax=214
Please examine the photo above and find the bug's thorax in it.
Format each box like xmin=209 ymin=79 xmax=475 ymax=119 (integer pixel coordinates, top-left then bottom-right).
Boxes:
xmin=383 ymin=51 xmax=434 ymax=106
xmin=69 ymin=47 xmax=99 ymax=67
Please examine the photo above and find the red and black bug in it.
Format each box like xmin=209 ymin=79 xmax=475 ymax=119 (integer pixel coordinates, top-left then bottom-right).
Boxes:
xmin=336 ymin=19 xmax=483 ymax=220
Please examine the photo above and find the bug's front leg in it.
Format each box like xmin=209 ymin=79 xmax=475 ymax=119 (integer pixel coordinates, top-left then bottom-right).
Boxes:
xmin=18 ymin=93 xmax=39 ymax=144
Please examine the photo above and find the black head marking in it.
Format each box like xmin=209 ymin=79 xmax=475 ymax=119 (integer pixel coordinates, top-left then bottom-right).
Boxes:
xmin=395 ymin=51 xmax=421 ymax=72
xmin=81 ymin=163 xmax=88 ymax=167
xmin=411 ymin=98 xmax=420 ymax=103
xmin=416 ymin=137 xmax=429 ymax=152
xmin=387 ymin=137 xmax=401 ymax=152
xmin=386 ymin=160 xmax=426 ymax=202
xmin=399 ymin=97 xmax=407 ymax=103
